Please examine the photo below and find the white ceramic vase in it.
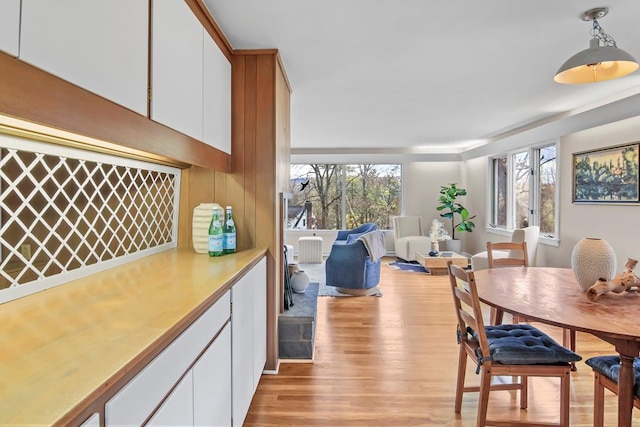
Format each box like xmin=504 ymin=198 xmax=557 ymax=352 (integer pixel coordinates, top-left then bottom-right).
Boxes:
xmin=192 ymin=202 xmax=222 ymax=253
xmin=571 ymin=238 xmax=617 ymax=291
xmin=290 ymin=270 xmax=310 ymax=293
xmin=430 ymin=241 xmax=439 ymax=252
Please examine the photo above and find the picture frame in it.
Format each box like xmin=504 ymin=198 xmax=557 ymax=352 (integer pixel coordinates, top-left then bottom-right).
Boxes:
xmin=573 ymin=142 xmax=640 ymax=204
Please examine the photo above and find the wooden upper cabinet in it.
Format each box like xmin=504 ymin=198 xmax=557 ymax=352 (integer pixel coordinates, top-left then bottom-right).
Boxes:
xmin=0 ymin=0 xmax=20 ymax=57
xmin=203 ymin=32 xmax=232 ymax=154
xmin=151 ymin=0 xmax=204 ymax=142
xmin=19 ymin=0 xmax=149 ymax=116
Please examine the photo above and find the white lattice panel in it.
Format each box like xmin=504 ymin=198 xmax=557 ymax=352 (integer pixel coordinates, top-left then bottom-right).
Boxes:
xmin=0 ymin=134 xmax=180 ymax=303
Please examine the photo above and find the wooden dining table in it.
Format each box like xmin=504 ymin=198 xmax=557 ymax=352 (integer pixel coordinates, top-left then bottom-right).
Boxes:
xmin=473 ymin=267 xmax=640 ymax=427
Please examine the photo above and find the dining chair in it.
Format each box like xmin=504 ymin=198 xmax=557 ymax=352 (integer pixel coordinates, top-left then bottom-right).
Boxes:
xmin=446 ymin=261 xmax=581 ymax=427
xmin=486 ymin=241 xmax=529 ymax=326
xmin=487 ymin=241 xmax=577 ymax=365
xmin=586 ymin=355 xmax=640 ymax=427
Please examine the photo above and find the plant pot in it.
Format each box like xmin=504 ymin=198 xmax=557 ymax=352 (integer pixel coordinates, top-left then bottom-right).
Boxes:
xmin=444 ymin=239 xmax=461 ymax=253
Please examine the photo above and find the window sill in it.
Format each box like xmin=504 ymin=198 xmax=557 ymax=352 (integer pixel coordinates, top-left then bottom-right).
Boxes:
xmin=484 ymin=226 xmax=559 ymax=247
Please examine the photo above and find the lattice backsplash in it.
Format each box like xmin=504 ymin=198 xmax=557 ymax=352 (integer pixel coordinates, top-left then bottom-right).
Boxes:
xmin=0 ymin=134 xmax=180 ymax=303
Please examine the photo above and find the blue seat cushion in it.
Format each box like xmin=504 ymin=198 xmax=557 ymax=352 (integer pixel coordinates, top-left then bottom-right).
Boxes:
xmin=586 ymin=355 xmax=640 ymax=398
xmin=472 ymin=324 xmax=582 ymax=365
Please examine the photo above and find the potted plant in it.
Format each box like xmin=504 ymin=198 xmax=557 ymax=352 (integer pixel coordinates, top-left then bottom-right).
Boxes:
xmin=436 ymin=183 xmax=476 ymax=253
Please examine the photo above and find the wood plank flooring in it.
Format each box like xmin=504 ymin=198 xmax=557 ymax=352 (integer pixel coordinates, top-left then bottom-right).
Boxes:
xmin=246 ymin=258 xmax=638 ymax=426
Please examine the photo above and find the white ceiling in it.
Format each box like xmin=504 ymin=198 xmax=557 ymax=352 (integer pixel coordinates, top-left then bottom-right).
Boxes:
xmin=203 ymin=0 xmax=640 ymax=160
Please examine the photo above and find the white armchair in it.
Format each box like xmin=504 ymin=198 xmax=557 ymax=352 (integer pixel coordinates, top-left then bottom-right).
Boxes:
xmin=471 ymin=226 xmax=540 ymax=271
xmin=392 ymin=216 xmax=430 ymax=262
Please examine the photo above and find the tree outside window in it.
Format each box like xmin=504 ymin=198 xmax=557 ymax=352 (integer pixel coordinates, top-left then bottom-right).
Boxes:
xmin=289 ymin=164 xmax=401 ymax=230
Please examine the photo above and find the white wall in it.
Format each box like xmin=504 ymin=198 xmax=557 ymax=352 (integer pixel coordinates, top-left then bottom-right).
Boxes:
xmin=403 ymin=161 xmax=463 ymax=224
xmin=552 ymin=115 xmax=640 ymax=269
xmin=464 ymin=115 xmax=640 ymax=269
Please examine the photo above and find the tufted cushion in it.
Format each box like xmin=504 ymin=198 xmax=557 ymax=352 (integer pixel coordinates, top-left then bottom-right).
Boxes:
xmin=472 ymin=324 xmax=582 ymax=365
xmin=586 ymin=355 xmax=640 ymax=397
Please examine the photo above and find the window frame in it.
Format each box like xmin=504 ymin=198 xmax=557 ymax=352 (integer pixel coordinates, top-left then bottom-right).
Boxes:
xmin=486 ymin=139 xmax=559 ymax=247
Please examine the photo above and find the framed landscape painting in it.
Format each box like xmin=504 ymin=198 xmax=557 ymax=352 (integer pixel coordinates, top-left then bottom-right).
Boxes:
xmin=573 ymin=142 xmax=640 ymax=203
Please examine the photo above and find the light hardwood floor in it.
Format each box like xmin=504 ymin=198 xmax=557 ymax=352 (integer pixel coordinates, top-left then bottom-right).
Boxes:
xmin=246 ymin=258 xmax=638 ymax=426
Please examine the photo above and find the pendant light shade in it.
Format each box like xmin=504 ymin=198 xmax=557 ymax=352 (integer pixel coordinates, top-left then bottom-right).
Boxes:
xmin=554 ymin=7 xmax=639 ymax=84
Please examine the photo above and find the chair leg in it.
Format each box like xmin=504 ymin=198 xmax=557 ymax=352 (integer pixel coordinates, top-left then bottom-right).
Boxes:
xmin=562 ymin=328 xmax=577 ymax=371
xmin=593 ymin=373 xmax=605 ymax=427
xmin=454 ymin=345 xmax=467 ymax=413
xmin=490 ymin=307 xmax=504 ymax=326
xmin=559 ymin=370 xmax=570 ymax=427
xmin=476 ymin=368 xmax=492 ymax=427
xmin=520 ymin=375 xmax=528 ymax=409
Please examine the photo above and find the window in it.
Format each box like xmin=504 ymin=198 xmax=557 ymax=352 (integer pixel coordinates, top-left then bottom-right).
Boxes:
xmin=489 ymin=142 xmax=557 ymax=239
xmin=288 ymin=164 xmax=401 ymax=230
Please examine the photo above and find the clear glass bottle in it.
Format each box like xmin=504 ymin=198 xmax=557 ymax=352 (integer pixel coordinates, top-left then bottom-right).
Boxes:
xmin=223 ymin=205 xmax=236 ymax=254
xmin=208 ymin=207 xmax=224 ymax=257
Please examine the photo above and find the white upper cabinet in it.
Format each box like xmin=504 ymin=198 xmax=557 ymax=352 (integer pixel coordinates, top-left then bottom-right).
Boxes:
xmin=0 ymin=0 xmax=20 ymax=57
xmin=19 ymin=0 xmax=149 ymax=116
xmin=203 ymin=32 xmax=232 ymax=154
xmin=151 ymin=0 xmax=204 ymax=141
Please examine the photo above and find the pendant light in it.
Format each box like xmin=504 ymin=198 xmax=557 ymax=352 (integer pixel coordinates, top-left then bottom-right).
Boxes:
xmin=555 ymin=7 xmax=638 ymax=84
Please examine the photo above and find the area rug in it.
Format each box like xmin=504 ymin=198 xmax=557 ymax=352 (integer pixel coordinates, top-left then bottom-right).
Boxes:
xmin=296 ymin=262 xmax=382 ymax=297
xmin=387 ymin=260 xmax=429 ymax=273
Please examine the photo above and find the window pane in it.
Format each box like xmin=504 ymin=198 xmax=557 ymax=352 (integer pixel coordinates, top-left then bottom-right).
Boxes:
xmin=514 ymin=151 xmax=529 ymax=228
xmin=538 ymin=145 xmax=556 ymax=236
xmin=345 ymin=164 xmax=401 ymax=229
xmin=492 ymin=157 xmax=507 ymax=227
xmin=289 ymin=163 xmax=401 ymax=230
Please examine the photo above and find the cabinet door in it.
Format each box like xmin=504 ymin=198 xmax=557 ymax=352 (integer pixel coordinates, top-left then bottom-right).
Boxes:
xmin=0 ymin=0 xmax=20 ymax=57
xmin=231 ymin=258 xmax=267 ymax=426
xmin=193 ymin=324 xmax=232 ymax=427
xmin=231 ymin=266 xmax=255 ymax=426
xmin=151 ymin=0 xmax=203 ymax=140
xmin=20 ymin=0 xmax=149 ymax=115
xmin=203 ymin=33 xmax=231 ymax=154
xmin=79 ymin=413 xmax=100 ymax=427
xmin=251 ymin=259 xmax=267 ymax=389
xmin=147 ymin=371 xmax=194 ymax=427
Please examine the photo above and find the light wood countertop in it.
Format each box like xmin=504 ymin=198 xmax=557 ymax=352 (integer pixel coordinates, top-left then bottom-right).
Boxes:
xmin=0 ymin=248 xmax=267 ymax=426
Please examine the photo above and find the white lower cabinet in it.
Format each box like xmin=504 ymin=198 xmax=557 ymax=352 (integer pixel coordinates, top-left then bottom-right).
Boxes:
xmin=79 ymin=413 xmax=100 ymax=427
xmin=194 ymin=325 xmax=232 ymax=426
xmin=104 ymin=257 xmax=265 ymax=427
xmin=232 ymin=258 xmax=267 ymax=426
xmin=105 ymin=291 xmax=231 ymax=426
xmin=148 ymin=371 xmax=194 ymax=426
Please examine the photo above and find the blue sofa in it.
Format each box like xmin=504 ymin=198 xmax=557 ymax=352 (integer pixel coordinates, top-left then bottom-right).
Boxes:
xmin=325 ymin=224 xmax=382 ymax=295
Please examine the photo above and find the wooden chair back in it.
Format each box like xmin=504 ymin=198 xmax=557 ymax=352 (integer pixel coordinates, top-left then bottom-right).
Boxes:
xmin=446 ymin=262 xmax=491 ymax=363
xmin=487 ymin=241 xmax=528 ymax=268
xmin=486 ymin=241 xmax=528 ymax=325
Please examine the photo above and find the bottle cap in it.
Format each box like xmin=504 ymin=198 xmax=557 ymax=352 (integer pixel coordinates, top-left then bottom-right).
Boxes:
xmin=226 ymin=205 xmax=232 ymax=209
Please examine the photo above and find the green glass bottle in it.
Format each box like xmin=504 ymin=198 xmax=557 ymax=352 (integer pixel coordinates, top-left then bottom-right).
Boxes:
xmin=223 ymin=205 xmax=236 ymax=254
xmin=208 ymin=207 xmax=223 ymax=257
